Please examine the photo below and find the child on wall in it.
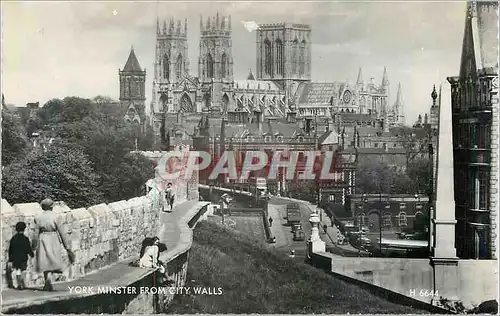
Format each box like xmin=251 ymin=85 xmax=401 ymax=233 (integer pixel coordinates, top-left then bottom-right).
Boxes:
xmin=8 ymin=222 xmax=34 ymax=290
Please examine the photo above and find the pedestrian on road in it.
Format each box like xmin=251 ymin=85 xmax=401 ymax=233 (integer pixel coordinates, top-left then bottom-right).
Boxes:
xmin=269 ymin=216 xmax=273 ymax=227
xmin=8 ymin=222 xmax=34 ymax=290
xmin=33 ymin=199 xmax=75 ymax=291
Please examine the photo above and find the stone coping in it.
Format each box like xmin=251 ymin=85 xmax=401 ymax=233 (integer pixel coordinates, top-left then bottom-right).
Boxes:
xmin=1 ymin=200 xmax=210 ymax=313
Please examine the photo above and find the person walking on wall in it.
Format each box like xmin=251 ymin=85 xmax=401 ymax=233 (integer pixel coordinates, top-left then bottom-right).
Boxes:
xmin=268 ymin=216 xmax=273 ymax=227
xmin=166 ymin=183 xmax=175 ymax=212
xmin=8 ymin=222 xmax=34 ymax=290
xmin=33 ymin=199 xmax=75 ymax=291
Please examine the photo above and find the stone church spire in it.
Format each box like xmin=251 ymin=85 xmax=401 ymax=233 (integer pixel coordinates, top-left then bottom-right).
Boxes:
xmin=381 ymin=66 xmax=389 ymax=87
xmin=356 ymin=67 xmax=363 ymax=85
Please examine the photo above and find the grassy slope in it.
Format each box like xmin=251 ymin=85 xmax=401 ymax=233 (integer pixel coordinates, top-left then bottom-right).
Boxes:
xmin=208 ymin=214 xmax=267 ymax=242
xmin=166 ymin=221 xmax=427 ymax=314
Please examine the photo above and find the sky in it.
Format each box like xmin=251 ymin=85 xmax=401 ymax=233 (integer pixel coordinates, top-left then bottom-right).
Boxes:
xmin=2 ymin=1 xmax=469 ymax=124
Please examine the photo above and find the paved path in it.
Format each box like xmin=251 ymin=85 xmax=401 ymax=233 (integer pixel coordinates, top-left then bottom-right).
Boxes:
xmin=1 ymin=200 xmax=198 ymax=313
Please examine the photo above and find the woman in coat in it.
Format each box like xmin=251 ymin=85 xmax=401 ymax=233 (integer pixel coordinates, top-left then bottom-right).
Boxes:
xmin=33 ymin=199 xmax=74 ymax=291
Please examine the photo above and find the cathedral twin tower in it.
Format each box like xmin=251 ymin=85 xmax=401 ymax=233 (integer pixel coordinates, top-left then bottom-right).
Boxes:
xmin=119 ymin=13 xmax=403 ymax=140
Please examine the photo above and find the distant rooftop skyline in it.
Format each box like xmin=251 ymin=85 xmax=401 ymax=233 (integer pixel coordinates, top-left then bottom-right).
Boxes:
xmin=3 ymin=1 xmax=469 ymax=124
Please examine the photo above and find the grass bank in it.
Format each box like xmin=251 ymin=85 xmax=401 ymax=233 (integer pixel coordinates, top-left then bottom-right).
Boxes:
xmin=166 ymin=221 xmax=427 ymax=314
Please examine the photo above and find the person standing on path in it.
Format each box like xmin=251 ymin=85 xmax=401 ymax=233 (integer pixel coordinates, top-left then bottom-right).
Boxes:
xmin=33 ymin=199 xmax=74 ymax=291
xmin=269 ymin=216 xmax=273 ymax=227
xmin=8 ymin=222 xmax=34 ymax=290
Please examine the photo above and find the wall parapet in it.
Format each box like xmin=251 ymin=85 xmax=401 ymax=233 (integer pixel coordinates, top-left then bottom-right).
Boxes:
xmin=1 ymin=198 xmax=210 ymax=314
xmin=1 ymin=195 xmax=161 ymax=291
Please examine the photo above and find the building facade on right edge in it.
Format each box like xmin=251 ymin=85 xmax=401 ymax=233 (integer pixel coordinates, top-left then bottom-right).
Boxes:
xmin=447 ymin=1 xmax=499 ymax=259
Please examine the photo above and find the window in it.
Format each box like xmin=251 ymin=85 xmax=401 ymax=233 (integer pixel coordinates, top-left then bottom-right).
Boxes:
xmin=292 ymin=39 xmax=299 ymax=75
xmin=477 ymin=124 xmax=490 ymax=148
xmin=265 ymin=136 xmax=271 ymax=142
xmin=399 ymin=203 xmax=406 ymax=209
xmin=299 ymin=40 xmax=306 ymax=76
xmin=221 ymin=53 xmax=227 ymax=78
xmin=374 ymin=143 xmax=379 ymax=148
xmin=264 ymin=39 xmax=272 ymax=76
xmin=176 ymin=54 xmax=183 ymax=79
xmin=276 ymin=39 xmax=284 ymax=76
xmin=398 ymin=212 xmax=407 ymax=227
xmin=246 ymin=135 xmax=254 ymax=142
xmin=297 ymin=136 xmax=304 ymax=142
xmin=163 ymin=55 xmax=170 ymax=80
xmin=469 ymin=124 xmax=478 ymax=148
xmin=206 ymin=53 xmax=214 ymax=78
xmin=383 ymin=212 xmax=392 ymax=227
xmin=276 ymin=135 xmax=284 ymax=142
xmin=478 ymin=170 xmax=489 ymax=210
xmin=329 ymin=194 xmax=335 ymax=202
xmin=416 ymin=203 xmax=423 ymax=209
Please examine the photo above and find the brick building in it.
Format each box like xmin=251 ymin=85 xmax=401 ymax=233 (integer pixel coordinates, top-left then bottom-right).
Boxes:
xmin=349 ymin=194 xmax=430 ymax=233
xmin=446 ymin=1 xmax=499 ymax=259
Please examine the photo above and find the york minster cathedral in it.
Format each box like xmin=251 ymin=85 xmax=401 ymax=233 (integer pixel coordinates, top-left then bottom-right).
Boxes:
xmin=118 ymin=14 xmax=405 ymax=143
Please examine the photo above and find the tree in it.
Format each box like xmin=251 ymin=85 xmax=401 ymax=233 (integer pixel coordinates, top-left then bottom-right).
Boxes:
xmin=355 ymin=159 xmax=395 ymax=194
xmin=390 ymin=171 xmax=414 ymax=194
xmin=407 ymin=157 xmax=432 ymax=195
xmin=2 ymin=146 xmax=103 ymax=208
xmin=2 ymin=106 xmax=29 ymax=166
xmin=394 ymin=126 xmax=430 ymax=168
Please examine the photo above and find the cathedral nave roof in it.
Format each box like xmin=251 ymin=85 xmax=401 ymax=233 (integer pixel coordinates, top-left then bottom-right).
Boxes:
xmin=234 ymin=80 xmax=282 ymax=91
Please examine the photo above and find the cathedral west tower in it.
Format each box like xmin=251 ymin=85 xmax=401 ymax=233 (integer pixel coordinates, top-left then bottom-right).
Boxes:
xmin=198 ymin=13 xmax=234 ymax=113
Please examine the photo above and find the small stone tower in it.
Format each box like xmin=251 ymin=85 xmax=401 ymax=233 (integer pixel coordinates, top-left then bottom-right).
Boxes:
xmin=119 ymin=47 xmax=146 ymax=127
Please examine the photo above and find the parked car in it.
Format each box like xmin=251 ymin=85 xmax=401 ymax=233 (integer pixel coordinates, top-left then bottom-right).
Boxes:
xmin=292 ymin=223 xmax=302 ymax=233
xmin=293 ymin=228 xmax=305 ymax=241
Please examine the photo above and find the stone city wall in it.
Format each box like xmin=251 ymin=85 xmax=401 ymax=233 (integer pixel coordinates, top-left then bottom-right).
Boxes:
xmin=1 ymin=194 xmax=162 ymax=291
xmin=3 ymin=201 xmax=210 ymax=314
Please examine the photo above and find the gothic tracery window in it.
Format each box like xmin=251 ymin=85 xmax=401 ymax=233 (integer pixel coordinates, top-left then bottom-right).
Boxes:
xmin=264 ymin=39 xmax=272 ymax=76
xmin=206 ymin=53 xmax=214 ymax=79
xmin=176 ymin=54 xmax=183 ymax=79
xmin=163 ymin=55 xmax=170 ymax=80
xmin=299 ymin=40 xmax=306 ymax=76
xmin=292 ymin=39 xmax=299 ymax=75
xmin=180 ymin=94 xmax=194 ymax=112
xmin=276 ymin=39 xmax=283 ymax=76
xmin=221 ymin=53 xmax=227 ymax=78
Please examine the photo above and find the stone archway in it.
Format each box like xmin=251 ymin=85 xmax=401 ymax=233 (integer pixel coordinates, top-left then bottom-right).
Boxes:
xmin=367 ymin=209 xmax=382 ymax=232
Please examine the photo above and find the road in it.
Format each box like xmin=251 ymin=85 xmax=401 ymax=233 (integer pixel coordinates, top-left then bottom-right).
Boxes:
xmin=268 ymin=196 xmax=341 ymax=261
